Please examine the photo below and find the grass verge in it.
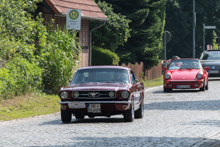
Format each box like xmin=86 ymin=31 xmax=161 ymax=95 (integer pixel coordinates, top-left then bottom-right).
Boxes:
xmin=143 ymin=76 xmax=163 ymax=88
xmin=0 ymin=93 xmax=60 ymax=121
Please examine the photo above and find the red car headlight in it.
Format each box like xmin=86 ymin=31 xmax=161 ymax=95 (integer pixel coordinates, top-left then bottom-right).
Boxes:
xmin=164 ymin=73 xmax=171 ymax=79
xmin=196 ymin=72 xmax=203 ymax=79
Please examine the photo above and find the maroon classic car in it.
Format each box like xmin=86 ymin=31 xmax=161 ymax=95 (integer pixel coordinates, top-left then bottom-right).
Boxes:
xmin=59 ymin=66 xmax=145 ymax=123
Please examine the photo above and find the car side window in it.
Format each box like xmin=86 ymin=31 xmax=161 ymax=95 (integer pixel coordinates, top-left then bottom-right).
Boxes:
xmin=130 ymin=70 xmax=137 ymax=84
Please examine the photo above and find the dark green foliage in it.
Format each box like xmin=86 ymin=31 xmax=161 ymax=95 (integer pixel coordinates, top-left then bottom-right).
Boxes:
xmin=165 ymin=0 xmax=220 ymax=58
xmin=96 ymin=0 xmax=167 ymax=69
xmin=92 ymin=46 xmax=120 ymax=65
xmin=90 ymin=1 xmax=131 ymax=51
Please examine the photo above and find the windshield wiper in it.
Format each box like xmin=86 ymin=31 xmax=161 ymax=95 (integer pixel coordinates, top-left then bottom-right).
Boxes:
xmin=102 ymin=81 xmax=117 ymax=83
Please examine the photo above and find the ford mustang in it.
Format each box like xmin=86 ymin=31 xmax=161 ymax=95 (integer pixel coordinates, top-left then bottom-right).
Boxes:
xmin=163 ymin=58 xmax=209 ymax=92
xmin=59 ymin=66 xmax=144 ymax=123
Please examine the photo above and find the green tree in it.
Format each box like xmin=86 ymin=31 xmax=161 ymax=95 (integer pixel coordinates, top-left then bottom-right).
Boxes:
xmin=97 ymin=0 xmax=167 ymax=69
xmin=91 ymin=1 xmax=131 ymax=51
xmin=165 ymin=0 xmax=220 ymax=58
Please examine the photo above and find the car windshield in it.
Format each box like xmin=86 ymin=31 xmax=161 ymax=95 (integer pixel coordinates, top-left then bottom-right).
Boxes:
xmin=200 ymin=51 xmax=220 ymax=60
xmin=168 ymin=60 xmax=202 ymax=70
xmin=71 ymin=68 xmax=130 ymax=84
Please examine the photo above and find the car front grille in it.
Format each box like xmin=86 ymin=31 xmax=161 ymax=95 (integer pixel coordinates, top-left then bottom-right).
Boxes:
xmin=169 ymin=81 xmax=198 ymax=84
xmin=205 ymin=65 xmax=220 ymax=69
xmin=73 ymin=91 xmax=116 ymax=99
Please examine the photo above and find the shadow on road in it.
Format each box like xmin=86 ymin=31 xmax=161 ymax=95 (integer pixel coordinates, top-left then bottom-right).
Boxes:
xmin=40 ymin=117 xmax=126 ymax=125
xmin=27 ymin=136 xmax=220 ymax=147
xmin=144 ymin=99 xmax=220 ymax=110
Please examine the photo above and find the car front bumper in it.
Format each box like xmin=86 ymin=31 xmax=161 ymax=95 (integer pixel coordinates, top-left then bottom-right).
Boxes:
xmin=59 ymin=100 xmax=132 ymax=113
xmin=164 ymin=80 xmax=204 ymax=89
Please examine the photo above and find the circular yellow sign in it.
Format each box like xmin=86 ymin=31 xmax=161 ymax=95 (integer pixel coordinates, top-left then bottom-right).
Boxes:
xmin=69 ymin=10 xmax=79 ymax=20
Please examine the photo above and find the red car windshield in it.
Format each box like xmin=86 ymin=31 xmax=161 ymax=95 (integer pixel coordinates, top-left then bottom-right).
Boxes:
xmin=72 ymin=68 xmax=130 ymax=84
xmin=168 ymin=60 xmax=202 ymax=70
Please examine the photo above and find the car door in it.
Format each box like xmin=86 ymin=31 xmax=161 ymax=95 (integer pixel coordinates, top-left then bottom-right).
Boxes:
xmin=130 ymin=70 xmax=141 ymax=110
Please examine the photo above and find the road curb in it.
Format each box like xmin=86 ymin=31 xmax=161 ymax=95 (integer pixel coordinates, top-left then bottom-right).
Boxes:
xmin=144 ymin=85 xmax=163 ymax=92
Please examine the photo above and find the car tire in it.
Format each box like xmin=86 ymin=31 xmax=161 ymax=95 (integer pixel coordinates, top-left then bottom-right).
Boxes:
xmin=135 ymin=98 xmax=144 ymax=119
xmin=205 ymin=81 xmax=208 ymax=90
xmin=75 ymin=113 xmax=85 ymax=119
xmin=200 ymin=80 xmax=206 ymax=91
xmin=123 ymin=101 xmax=134 ymax=122
xmin=61 ymin=108 xmax=72 ymax=123
xmin=164 ymin=86 xmax=172 ymax=92
xmin=88 ymin=114 xmax=95 ymax=118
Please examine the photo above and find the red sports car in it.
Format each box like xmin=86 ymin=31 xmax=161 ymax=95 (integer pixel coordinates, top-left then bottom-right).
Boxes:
xmin=163 ymin=58 xmax=210 ymax=92
xmin=59 ymin=66 xmax=145 ymax=123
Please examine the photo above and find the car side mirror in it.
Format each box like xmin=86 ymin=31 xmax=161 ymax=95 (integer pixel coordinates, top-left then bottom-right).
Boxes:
xmin=163 ymin=67 xmax=167 ymax=70
xmin=204 ymin=67 xmax=210 ymax=71
xmin=133 ymin=79 xmax=138 ymax=84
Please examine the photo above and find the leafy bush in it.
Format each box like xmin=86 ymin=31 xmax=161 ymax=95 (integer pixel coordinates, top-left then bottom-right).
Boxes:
xmin=0 ymin=56 xmax=42 ymax=99
xmin=92 ymin=46 xmax=119 ymax=65
xmin=40 ymin=26 xmax=81 ymax=94
xmin=0 ymin=0 xmax=81 ymax=97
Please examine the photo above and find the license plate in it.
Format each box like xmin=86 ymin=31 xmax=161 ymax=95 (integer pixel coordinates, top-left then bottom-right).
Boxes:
xmin=87 ymin=104 xmax=101 ymax=113
xmin=177 ymin=85 xmax=190 ymax=89
xmin=209 ymin=70 xmax=219 ymax=74
xmin=68 ymin=102 xmax=86 ymax=109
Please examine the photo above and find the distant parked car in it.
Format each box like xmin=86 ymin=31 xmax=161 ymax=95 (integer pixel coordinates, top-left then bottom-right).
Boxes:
xmin=200 ymin=50 xmax=220 ymax=77
xmin=163 ymin=58 xmax=209 ymax=92
xmin=59 ymin=66 xmax=145 ymax=123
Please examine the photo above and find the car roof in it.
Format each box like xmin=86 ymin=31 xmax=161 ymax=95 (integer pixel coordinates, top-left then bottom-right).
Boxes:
xmin=203 ymin=50 xmax=220 ymax=52
xmin=77 ymin=66 xmax=131 ymax=71
xmin=171 ymin=58 xmax=199 ymax=61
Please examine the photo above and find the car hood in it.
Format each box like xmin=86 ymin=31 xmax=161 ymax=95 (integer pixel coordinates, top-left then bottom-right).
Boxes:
xmin=168 ymin=69 xmax=200 ymax=80
xmin=201 ymin=60 xmax=220 ymax=66
xmin=60 ymin=83 xmax=130 ymax=91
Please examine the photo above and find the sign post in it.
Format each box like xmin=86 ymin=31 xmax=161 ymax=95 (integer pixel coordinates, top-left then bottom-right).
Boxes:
xmin=66 ymin=9 xmax=81 ymax=30
xmin=203 ymin=23 xmax=216 ymax=51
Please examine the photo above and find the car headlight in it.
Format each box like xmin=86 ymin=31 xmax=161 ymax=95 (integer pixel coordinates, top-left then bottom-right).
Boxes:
xmin=121 ymin=91 xmax=129 ymax=99
xmin=109 ymin=91 xmax=115 ymax=97
xmin=60 ymin=91 xmax=68 ymax=99
xmin=73 ymin=91 xmax=79 ymax=98
xmin=164 ymin=73 xmax=171 ymax=79
xmin=196 ymin=72 xmax=203 ymax=79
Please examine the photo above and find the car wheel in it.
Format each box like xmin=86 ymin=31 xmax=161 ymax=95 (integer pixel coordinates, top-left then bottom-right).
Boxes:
xmin=164 ymin=86 xmax=172 ymax=92
xmin=200 ymin=80 xmax=206 ymax=91
xmin=88 ymin=114 xmax=95 ymax=118
xmin=123 ymin=101 xmax=134 ymax=122
xmin=205 ymin=81 xmax=208 ymax=90
xmin=61 ymin=108 xmax=72 ymax=123
xmin=135 ymin=98 xmax=144 ymax=119
xmin=75 ymin=113 xmax=85 ymax=119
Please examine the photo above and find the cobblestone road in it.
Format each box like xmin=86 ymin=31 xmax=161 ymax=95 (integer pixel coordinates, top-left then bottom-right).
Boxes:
xmin=1 ymin=78 xmax=220 ymax=147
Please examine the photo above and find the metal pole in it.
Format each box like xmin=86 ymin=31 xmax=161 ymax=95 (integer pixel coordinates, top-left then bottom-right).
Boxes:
xmin=193 ymin=0 xmax=196 ymax=58
xmin=218 ymin=32 xmax=219 ymax=49
xmin=164 ymin=31 xmax=167 ymax=67
xmin=203 ymin=23 xmax=205 ymax=51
